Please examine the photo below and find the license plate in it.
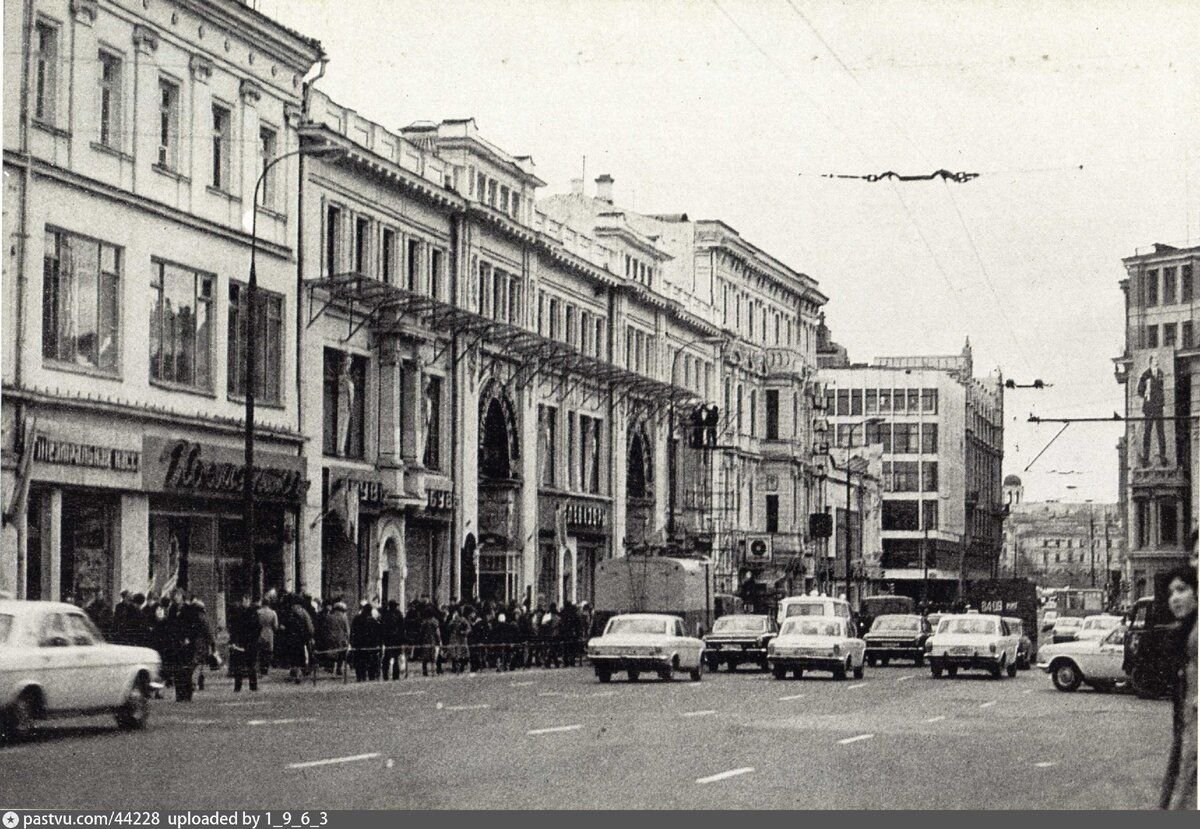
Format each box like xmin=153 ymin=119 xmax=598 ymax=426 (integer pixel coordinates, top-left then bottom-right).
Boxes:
xmin=951 ymin=646 xmax=971 ymax=656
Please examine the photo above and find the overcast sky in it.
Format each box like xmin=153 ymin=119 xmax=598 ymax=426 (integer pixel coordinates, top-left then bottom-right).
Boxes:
xmin=262 ymin=0 xmax=1200 ymax=504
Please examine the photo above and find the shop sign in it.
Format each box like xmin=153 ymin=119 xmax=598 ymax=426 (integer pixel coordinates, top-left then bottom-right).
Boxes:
xmin=143 ymin=437 xmax=307 ymax=501
xmin=565 ymin=500 xmax=606 ymax=530
xmin=332 ymin=474 xmax=387 ymax=505
xmin=426 ymin=487 xmax=453 ymax=511
xmin=33 ymin=435 xmax=140 ymax=472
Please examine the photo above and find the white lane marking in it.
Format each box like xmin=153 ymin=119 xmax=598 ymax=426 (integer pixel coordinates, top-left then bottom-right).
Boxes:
xmin=394 ymin=690 xmax=426 ymax=697
xmin=288 ymin=752 xmax=380 ymax=770
xmin=1035 ymin=761 xmax=1058 ymax=768
xmin=896 ymin=675 xmax=914 ymax=683
xmin=527 ymin=724 xmax=583 ymax=736
xmin=588 ymin=690 xmax=617 ymax=698
xmin=777 ymin=693 xmax=806 ymax=701
xmin=838 ymin=733 xmax=875 ymax=745
xmin=979 ymin=700 xmax=997 ymax=709
xmin=163 ymin=718 xmax=219 ymax=725
xmin=442 ymin=703 xmax=490 ymax=711
xmin=217 ymin=700 xmax=270 ymax=707
xmin=681 ymin=709 xmax=717 ymax=718
xmin=847 ymin=683 xmax=867 ymax=689
xmin=537 ymin=691 xmax=563 ymax=697
xmin=925 ymin=715 xmax=946 ymax=723
xmin=696 ymin=767 xmax=755 ymax=785
xmin=510 ymin=681 xmax=535 ymax=687
xmin=248 ymin=718 xmax=316 ymax=726
xmin=1023 ymin=689 xmax=1033 ymax=695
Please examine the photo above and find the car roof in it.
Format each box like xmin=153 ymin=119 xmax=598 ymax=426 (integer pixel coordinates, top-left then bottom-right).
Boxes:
xmin=717 ymin=614 xmax=767 ymax=621
xmin=875 ymin=613 xmax=921 ymax=620
xmin=938 ymin=613 xmax=1002 ymax=623
xmin=0 ymin=599 xmax=85 ymax=615
xmin=609 ymin=613 xmax=677 ymax=621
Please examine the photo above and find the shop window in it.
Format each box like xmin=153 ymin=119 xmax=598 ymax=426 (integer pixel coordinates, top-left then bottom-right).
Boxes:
xmin=150 ymin=260 xmax=213 ymax=390
xmin=423 ymin=375 xmax=443 ymax=471
xmin=42 ymin=229 xmax=121 ymax=373
xmin=765 ymin=494 xmax=779 ymax=533
xmin=61 ymin=495 xmax=114 ymax=608
xmin=323 ymin=348 xmax=367 ymax=458
xmin=765 ymin=389 xmax=780 ymax=439
xmin=228 ymin=281 xmax=283 ymax=404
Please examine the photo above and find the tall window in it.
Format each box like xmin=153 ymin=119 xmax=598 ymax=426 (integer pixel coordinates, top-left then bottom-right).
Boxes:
xmin=765 ymin=389 xmax=780 ymax=439
xmin=257 ymin=128 xmax=277 ymax=208
xmin=922 ymin=500 xmax=938 ymax=531
xmin=851 ymin=389 xmax=863 ymax=415
xmin=922 ymin=388 xmax=938 ymax=413
xmin=34 ymin=21 xmax=58 ymax=123
xmin=381 ymin=228 xmax=396 ymax=284
xmin=549 ymin=298 xmax=561 ymax=339
xmin=41 ymin=229 xmax=121 ymax=372
xmin=836 ymin=389 xmax=849 ymax=416
xmin=97 ymin=51 xmax=122 ymax=148
xmin=1146 ymin=324 xmax=1159 ymax=348
xmin=878 ymin=389 xmax=891 ymax=412
xmin=210 ymin=104 xmax=231 ymax=190
xmin=322 ymin=349 xmax=366 ymax=458
xmin=354 ymin=216 xmax=371 ymax=275
xmin=430 ymin=248 xmax=443 ymax=300
xmin=765 ymin=495 xmax=780 ymax=533
xmin=595 ymin=317 xmax=605 ymax=358
xmin=921 ymin=423 xmax=938 ymax=453
xmin=149 ymin=261 xmax=213 ymax=389
xmin=1162 ymin=267 xmax=1177 ymax=305
xmin=922 ymin=461 xmax=938 ymax=492
xmin=407 ymin=239 xmax=420 ymax=292
xmin=157 ymin=78 xmax=180 ymax=168
xmin=579 ymin=415 xmax=601 ymax=494
xmin=1184 ymin=321 xmax=1194 ymax=350
xmin=423 ymin=376 xmax=443 ymax=471
xmin=1182 ymin=264 xmax=1194 ymax=303
xmin=228 ymin=281 xmax=283 ymax=404
xmin=1145 ymin=270 xmax=1159 ymax=306
xmin=324 ymin=204 xmax=342 ymax=276
xmin=866 ymin=420 xmax=890 ymax=451
xmin=749 ymin=391 xmax=757 ymax=438
xmin=1163 ymin=322 xmax=1177 ymax=347
xmin=1160 ymin=499 xmax=1178 ymax=546
xmin=865 ymin=389 xmax=878 ymax=414
xmin=538 ymin=405 xmax=558 ymax=487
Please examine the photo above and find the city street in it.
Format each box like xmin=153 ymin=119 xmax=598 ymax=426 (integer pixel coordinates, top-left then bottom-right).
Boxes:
xmin=0 ymin=663 xmax=1171 ymax=810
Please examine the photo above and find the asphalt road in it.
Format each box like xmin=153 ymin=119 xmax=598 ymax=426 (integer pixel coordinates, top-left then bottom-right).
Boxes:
xmin=0 ymin=660 xmax=1171 ymax=810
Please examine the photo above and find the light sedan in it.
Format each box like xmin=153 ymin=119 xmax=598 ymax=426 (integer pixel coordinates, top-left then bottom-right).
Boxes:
xmin=767 ymin=618 xmax=865 ymax=680
xmin=586 ymin=613 xmax=704 ymax=683
xmin=1073 ymin=614 xmax=1124 ymax=642
xmin=1037 ymin=626 xmax=1128 ymax=692
xmin=925 ymin=614 xmax=1019 ymax=679
xmin=1 ymin=600 xmax=163 ymax=740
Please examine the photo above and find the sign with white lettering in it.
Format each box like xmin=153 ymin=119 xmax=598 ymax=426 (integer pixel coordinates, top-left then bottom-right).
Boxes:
xmin=426 ymin=487 xmax=453 ymax=511
xmin=33 ymin=435 xmax=140 ymax=472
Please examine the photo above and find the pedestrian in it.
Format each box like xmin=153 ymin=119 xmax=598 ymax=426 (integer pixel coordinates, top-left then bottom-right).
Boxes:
xmin=1159 ymin=565 xmax=1197 ymax=810
xmin=541 ymin=604 xmax=561 ymax=668
xmin=350 ymin=600 xmax=382 ymax=682
xmin=491 ymin=612 xmax=515 ymax=671
xmin=229 ymin=595 xmax=260 ymax=693
xmin=559 ymin=602 xmax=581 ymax=667
xmin=446 ymin=610 xmax=471 ymax=674
xmin=420 ymin=607 xmax=443 ymax=676
xmin=189 ymin=599 xmax=214 ymax=691
xmin=381 ymin=600 xmax=407 ymax=680
xmin=256 ymin=600 xmax=279 ymax=677
xmin=281 ymin=595 xmax=315 ymax=684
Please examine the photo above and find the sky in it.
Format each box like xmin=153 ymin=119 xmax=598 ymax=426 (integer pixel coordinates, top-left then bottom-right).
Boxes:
xmin=260 ymin=0 xmax=1200 ymax=504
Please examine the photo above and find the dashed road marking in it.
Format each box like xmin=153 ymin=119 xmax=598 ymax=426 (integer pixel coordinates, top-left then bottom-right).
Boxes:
xmin=696 ymin=767 xmax=755 ymax=785
xmin=979 ymin=700 xmax=997 ymax=709
xmin=248 ymin=717 xmax=317 ymax=726
xmin=896 ymin=675 xmax=914 ymax=683
xmin=394 ymin=690 xmax=426 ymax=697
xmin=537 ymin=691 xmax=563 ymax=697
xmin=510 ymin=681 xmax=535 ymax=687
xmin=162 ymin=718 xmax=219 ymax=725
xmin=777 ymin=693 xmax=806 ymax=701
xmin=925 ymin=716 xmax=946 ymax=723
xmin=681 ymin=709 xmax=717 ymax=718
xmin=847 ymin=683 xmax=867 ymax=690
xmin=288 ymin=752 xmax=381 ymax=770
xmin=217 ymin=700 xmax=270 ymax=707
xmin=838 ymin=733 xmax=874 ymax=745
xmin=1035 ymin=761 xmax=1058 ymax=768
xmin=441 ymin=703 xmax=490 ymax=711
xmin=527 ymin=724 xmax=583 ymax=736
xmin=1023 ymin=689 xmax=1033 ymax=695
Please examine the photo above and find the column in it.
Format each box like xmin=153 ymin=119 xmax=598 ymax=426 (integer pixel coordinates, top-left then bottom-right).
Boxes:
xmin=520 ymin=385 xmax=539 ymax=599
xmin=45 ymin=488 xmax=62 ymax=601
xmin=401 ymin=359 xmax=422 ymax=466
xmin=115 ymin=493 xmax=149 ymax=595
xmin=377 ymin=339 xmax=403 ymax=469
xmin=610 ymin=398 xmax=627 ymax=559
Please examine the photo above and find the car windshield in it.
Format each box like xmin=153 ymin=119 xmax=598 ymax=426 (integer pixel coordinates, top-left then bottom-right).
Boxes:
xmin=606 ymin=618 xmax=668 ymax=636
xmin=0 ymin=614 xmax=12 ymax=645
xmin=871 ymin=616 xmax=918 ymax=632
xmin=1056 ymin=618 xmax=1081 ymax=628
xmin=937 ymin=618 xmax=997 ymax=636
xmin=782 ymin=620 xmax=841 ymax=637
xmin=1082 ymin=617 xmax=1118 ymax=630
xmin=713 ymin=617 xmax=766 ymax=633
xmin=784 ymin=603 xmax=828 ymax=618
xmin=1005 ymin=621 xmax=1023 ymax=635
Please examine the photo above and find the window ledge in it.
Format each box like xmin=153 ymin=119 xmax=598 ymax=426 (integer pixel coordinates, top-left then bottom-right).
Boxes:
xmin=90 ymin=141 xmax=133 ymax=162
xmin=152 ymin=163 xmax=189 ymax=184
xmin=149 ymin=378 xmax=216 ymax=399
xmin=226 ymin=392 xmax=285 ymax=410
xmin=43 ymin=358 xmax=121 ymax=381
xmin=32 ymin=119 xmax=69 ymax=138
xmin=206 ymin=185 xmax=242 ymax=203
xmin=323 ymin=451 xmax=368 ymax=462
xmin=255 ymin=203 xmax=288 ymax=222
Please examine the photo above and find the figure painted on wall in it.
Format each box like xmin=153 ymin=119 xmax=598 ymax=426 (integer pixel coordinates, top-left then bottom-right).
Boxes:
xmin=420 ymin=378 xmax=434 ymax=466
xmin=1137 ymin=353 xmax=1167 ymax=467
xmin=337 ymin=358 xmax=355 ymax=457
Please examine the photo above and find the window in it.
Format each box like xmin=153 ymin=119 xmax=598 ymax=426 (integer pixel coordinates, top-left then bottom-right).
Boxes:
xmin=407 ymin=239 xmax=421 ymax=292
xmin=566 ymin=306 xmax=577 ymax=348
xmin=157 ymin=78 xmax=180 ymax=168
xmin=893 ymin=423 xmax=920 ymax=453
xmin=922 ymin=461 xmax=938 ymax=492
xmin=878 ymin=390 xmax=891 ymax=412
xmin=765 ymin=389 xmax=780 ymax=439
xmin=1160 ymin=499 xmax=1178 ymax=546
xmin=1135 ymin=500 xmax=1150 ymax=548
xmin=922 ymin=500 xmax=938 ymax=531
xmin=423 ymin=376 xmax=443 ymax=471
xmin=580 ymin=415 xmax=602 ymax=494
xmin=538 ymin=405 xmax=557 ymax=487
xmin=41 ymin=229 xmax=121 ymax=372
xmin=210 ymin=104 xmax=231 ymax=190
xmin=258 ymin=127 xmax=277 ymax=208
xmin=323 ymin=349 xmax=366 ymax=458
xmin=499 ymin=185 xmax=509 ymax=214
xmin=851 ymin=389 xmax=863 ymax=416
xmin=892 ymin=461 xmax=919 ymax=492
xmin=865 ymin=420 xmax=890 ymax=451
xmin=1184 ymin=321 xmax=1194 ymax=350
xmin=549 ymin=299 xmax=560 ymax=339
xmin=511 ymin=192 xmax=521 ymax=219
xmin=1145 ymin=324 xmax=1159 ymax=348
xmin=1146 ymin=270 xmax=1159 ymax=306
xmin=595 ymin=317 xmax=605 ymax=358
xmin=149 ymin=261 xmax=213 ymax=389
xmin=430 ymin=248 xmax=443 ymax=300
xmin=507 ymin=277 xmax=521 ymax=327
xmin=922 ymin=388 xmax=938 ymax=413
xmin=324 ymin=204 xmax=342 ymax=276
xmin=228 ymin=281 xmax=283 ymax=404
xmin=836 ymin=389 xmax=849 ymax=416
xmin=1163 ymin=322 xmax=1177 ymax=347
xmin=921 ymin=423 xmax=938 ymax=453
xmin=892 ymin=389 xmax=906 ymax=413
xmin=865 ymin=389 xmax=878 ymax=414
xmin=749 ymin=391 xmax=757 ymax=437
xmin=34 ymin=21 xmax=57 ymax=123
xmin=765 ymin=495 xmax=780 ymax=533
xmin=487 ymin=179 xmax=497 ymax=207
xmin=907 ymin=389 xmax=920 ymax=412
xmin=354 ymin=216 xmax=371 ymax=276
xmin=882 ymin=500 xmax=919 ymax=531
xmin=736 ymin=385 xmax=744 ymax=433
xmin=97 ymin=51 xmax=122 ymax=148
xmin=567 ymin=414 xmax=578 ymax=490
xmin=1182 ymin=265 xmax=1193 ymax=303
xmin=1162 ymin=267 xmax=1177 ymax=305
xmin=381 ymin=228 xmax=396 ymax=284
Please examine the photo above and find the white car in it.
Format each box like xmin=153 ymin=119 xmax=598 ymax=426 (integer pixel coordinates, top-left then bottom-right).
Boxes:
xmin=1037 ymin=626 xmax=1128 ymax=692
xmin=767 ymin=617 xmax=865 ymax=680
xmin=0 ymin=600 xmax=162 ymax=740
xmin=586 ymin=613 xmax=704 ymax=682
xmin=925 ymin=614 xmax=1019 ymax=679
xmin=1073 ymin=614 xmax=1124 ymax=642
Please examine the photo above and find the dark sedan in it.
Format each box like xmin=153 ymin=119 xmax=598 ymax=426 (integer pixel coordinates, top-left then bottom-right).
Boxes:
xmin=863 ymin=614 xmax=932 ymax=666
xmin=703 ymin=614 xmax=776 ymax=671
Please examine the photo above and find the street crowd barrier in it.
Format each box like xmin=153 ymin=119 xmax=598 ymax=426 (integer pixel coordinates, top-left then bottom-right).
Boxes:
xmin=300 ymin=641 xmax=592 ymax=684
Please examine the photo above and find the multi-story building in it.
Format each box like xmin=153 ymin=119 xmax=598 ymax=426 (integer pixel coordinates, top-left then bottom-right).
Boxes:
xmin=540 ymin=178 xmax=829 ymax=596
xmin=819 ymin=339 xmax=1005 ymax=604
xmin=1 ymin=0 xmax=322 ymax=625
xmin=1114 ymin=243 xmax=1198 ymax=598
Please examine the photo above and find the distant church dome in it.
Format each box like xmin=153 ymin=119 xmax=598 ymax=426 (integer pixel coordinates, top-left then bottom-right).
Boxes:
xmin=1003 ymin=474 xmax=1022 ymax=487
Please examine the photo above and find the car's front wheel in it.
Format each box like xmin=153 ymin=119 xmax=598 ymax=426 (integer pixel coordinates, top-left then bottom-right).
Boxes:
xmin=596 ymin=668 xmax=611 ymax=683
xmin=627 ymin=670 xmax=640 ymax=682
xmin=116 ymin=678 xmax=150 ymax=731
xmin=931 ymin=663 xmax=943 ymax=678
xmin=704 ymin=655 xmax=719 ymax=672
xmin=1006 ymin=657 xmax=1019 ymax=678
xmin=1051 ymin=660 xmax=1082 ymax=692
xmin=772 ymin=664 xmax=787 ymax=680
xmin=689 ymin=665 xmax=702 ymax=682
xmin=3 ymin=692 xmax=38 ymax=742
xmin=853 ymin=661 xmax=864 ymax=680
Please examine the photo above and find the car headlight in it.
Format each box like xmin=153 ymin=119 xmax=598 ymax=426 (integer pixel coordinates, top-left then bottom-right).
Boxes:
xmin=924 ymin=641 xmax=934 ymax=651
xmin=989 ymin=643 xmax=997 ymax=653
xmin=767 ymin=643 xmax=776 ymax=655
xmin=833 ymin=644 xmax=841 ymax=656
xmin=650 ymin=646 xmax=663 ymax=655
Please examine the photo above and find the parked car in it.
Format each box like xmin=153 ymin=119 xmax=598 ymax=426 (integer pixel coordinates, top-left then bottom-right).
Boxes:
xmin=1123 ymin=593 xmax=1177 ymax=699
xmin=925 ymin=614 xmax=1019 ymax=679
xmin=1003 ymin=616 xmax=1034 ymax=669
xmin=1037 ymin=626 xmax=1128 ymax=692
xmin=767 ymin=617 xmax=865 ymax=680
xmin=1074 ymin=614 xmax=1124 ymax=642
xmin=776 ymin=596 xmax=854 ymax=633
xmin=703 ymin=614 xmax=776 ymax=672
xmin=0 ymin=600 xmax=163 ymax=741
xmin=586 ymin=613 xmax=704 ymax=683
xmin=863 ymin=614 xmax=931 ymax=666
xmin=1051 ymin=616 xmax=1083 ymax=643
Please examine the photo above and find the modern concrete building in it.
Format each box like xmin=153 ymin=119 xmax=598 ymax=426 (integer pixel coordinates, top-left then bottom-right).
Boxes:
xmin=819 ymin=339 xmax=1005 ymax=604
xmin=1113 ymin=242 xmax=1198 ymax=598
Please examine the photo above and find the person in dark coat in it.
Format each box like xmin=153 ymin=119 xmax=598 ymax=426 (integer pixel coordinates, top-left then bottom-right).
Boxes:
xmin=541 ymin=604 xmax=561 ymax=668
xmin=559 ymin=602 xmax=581 ymax=667
xmin=381 ymin=600 xmax=407 ymax=680
xmin=491 ymin=612 xmax=516 ymax=671
xmin=228 ymin=596 xmax=260 ymax=693
xmin=350 ymin=602 xmax=383 ymax=682
xmin=419 ymin=607 xmax=443 ymax=676
xmin=280 ymin=595 xmax=315 ymax=684
xmin=1160 ymin=565 xmax=1197 ymax=810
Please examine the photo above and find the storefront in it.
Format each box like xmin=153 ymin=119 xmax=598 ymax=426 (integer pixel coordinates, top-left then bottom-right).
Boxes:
xmin=403 ymin=484 xmax=453 ymax=606
xmin=537 ymin=494 xmax=610 ymax=607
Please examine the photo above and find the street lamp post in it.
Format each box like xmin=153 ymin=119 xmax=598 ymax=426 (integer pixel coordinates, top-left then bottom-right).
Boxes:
xmin=1086 ymin=499 xmax=1096 ymax=588
xmin=667 ymin=336 xmax=725 ymax=543
xmin=244 ymin=141 xmax=342 ymax=601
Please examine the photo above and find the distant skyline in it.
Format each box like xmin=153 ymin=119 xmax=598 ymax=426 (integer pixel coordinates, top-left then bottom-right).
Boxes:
xmin=262 ymin=0 xmax=1200 ymax=503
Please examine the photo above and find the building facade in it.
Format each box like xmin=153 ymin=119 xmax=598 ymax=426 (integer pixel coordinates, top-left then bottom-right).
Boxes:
xmin=1113 ymin=243 xmax=1198 ymax=599
xmin=1 ymin=0 xmax=322 ymax=628
xmin=819 ymin=340 xmax=1005 ymax=604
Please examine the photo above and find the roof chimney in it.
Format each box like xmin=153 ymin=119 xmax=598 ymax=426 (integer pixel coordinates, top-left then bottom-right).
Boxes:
xmin=595 ymin=174 xmax=614 ymax=204
xmin=570 ymin=177 xmax=584 ymax=195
